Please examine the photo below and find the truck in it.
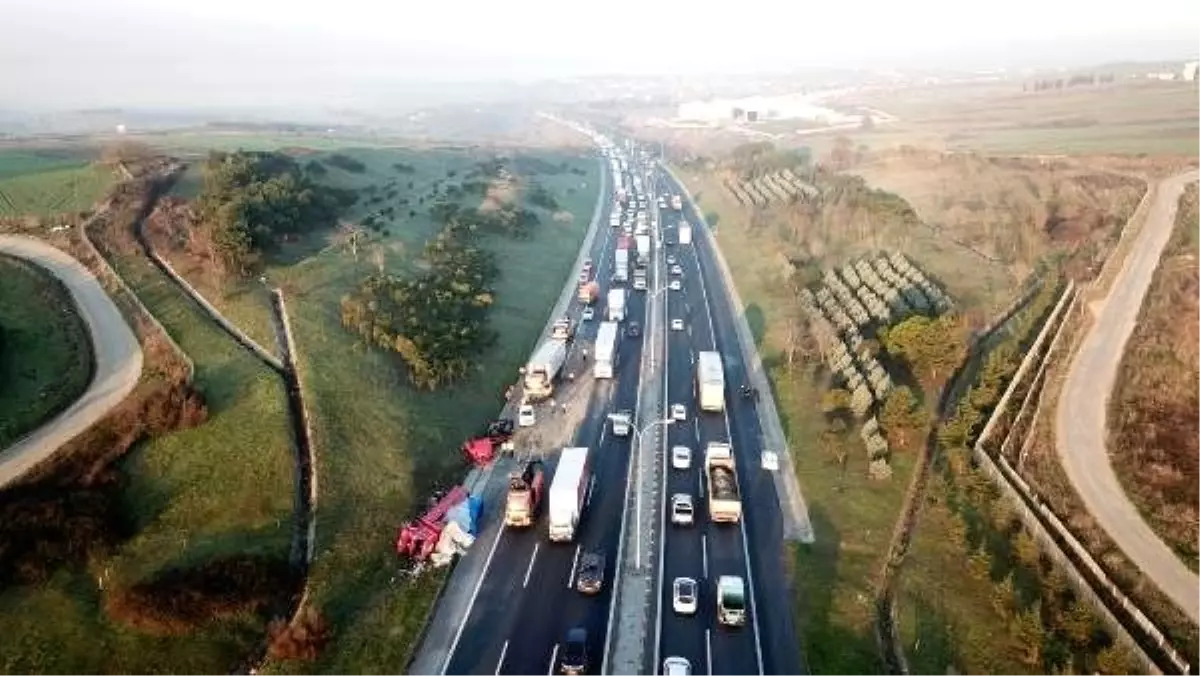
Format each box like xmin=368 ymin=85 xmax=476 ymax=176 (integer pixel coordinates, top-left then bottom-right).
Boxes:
xmin=578 ymin=281 xmax=600 ymax=305
xmin=679 ymin=221 xmax=693 ymax=245
xmin=548 ymin=447 xmax=591 ymax=542
xmin=524 ymin=340 xmax=568 ymax=401
xmin=614 ymin=236 xmax=631 ymax=283
xmin=609 ymin=410 xmax=632 ymax=436
xmin=594 ymin=321 xmax=619 ymax=378
xmin=696 ymin=350 xmax=726 ymax=412
xmin=671 ymin=194 xmax=683 ymax=210
xmin=632 ymin=265 xmax=647 ymax=292
xmin=635 ymin=234 xmax=651 ymax=265
xmin=607 ymin=288 xmax=627 ymax=322
xmin=705 ymin=443 xmax=742 ymax=523
xmin=505 ymin=460 xmax=546 ymax=527
xmin=716 ymin=575 xmax=747 ymax=626
xmin=551 ymin=317 xmax=574 ymax=342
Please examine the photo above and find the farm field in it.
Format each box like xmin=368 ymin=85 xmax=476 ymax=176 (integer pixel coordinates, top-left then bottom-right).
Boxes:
xmin=149 ymin=145 xmax=602 ymax=671
xmin=0 ymin=149 xmax=116 ymax=217
xmin=0 ymin=254 xmax=94 ymax=449
xmin=0 ymin=220 xmax=295 ymax=672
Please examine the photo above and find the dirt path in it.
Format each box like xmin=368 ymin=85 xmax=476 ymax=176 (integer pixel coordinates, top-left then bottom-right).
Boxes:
xmin=1055 ymin=169 xmax=1200 ymax=625
xmin=0 ymin=234 xmax=143 ymax=488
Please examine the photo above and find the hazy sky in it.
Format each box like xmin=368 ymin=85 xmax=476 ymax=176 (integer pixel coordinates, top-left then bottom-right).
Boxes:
xmin=3 ymin=0 xmax=1196 ymax=110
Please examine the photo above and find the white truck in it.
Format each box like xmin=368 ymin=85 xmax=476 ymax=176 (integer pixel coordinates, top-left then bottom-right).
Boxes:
xmin=635 ymin=234 xmax=651 ymax=265
xmin=705 ymin=443 xmax=742 ymax=523
xmin=607 ymin=288 xmax=627 ymax=322
xmin=679 ymin=221 xmax=693 ymax=245
xmin=671 ymin=194 xmax=683 ymax=210
xmin=609 ymin=411 xmax=632 ymax=437
xmin=716 ymin=575 xmax=747 ymax=626
xmin=593 ymin=321 xmax=618 ymax=379
xmin=696 ymin=350 xmax=726 ymax=412
xmin=614 ymin=236 xmax=631 ymax=283
xmin=524 ymin=340 xmax=568 ymax=401
xmin=548 ymin=447 xmax=591 ymax=542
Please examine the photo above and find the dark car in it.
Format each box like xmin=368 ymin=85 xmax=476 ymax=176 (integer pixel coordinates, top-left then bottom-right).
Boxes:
xmin=559 ymin=627 xmax=588 ymax=675
xmin=576 ymin=551 xmax=605 ymax=594
xmin=626 ymin=321 xmax=641 ymax=338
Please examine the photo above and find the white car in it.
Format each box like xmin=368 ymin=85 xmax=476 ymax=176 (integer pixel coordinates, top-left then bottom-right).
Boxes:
xmin=582 ymin=307 xmax=595 ymax=321
xmin=663 ymin=656 xmax=692 ymax=675
xmin=671 ymin=403 xmax=687 ymax=421
xmin=671 ymin=579 xmax=698 ymax=616
xmin=666 ymin=255 xmax=677 ymax=265
xmin=761 ymin=450 xmax=780 ymax=472
xmin=670 ymin=318 xmax=684 ymax=331
xmin=669 ymin=279 xmax=682 ymax=291
xmin=670 ymin=493 xmax=694 ymax=526
xmin=670 ymin=265 xmax=683 ymax=276
xmin=671 ymin=445 xmax=691 ymax=470
xmin=518 ymin=404 xmax=536 ymax=427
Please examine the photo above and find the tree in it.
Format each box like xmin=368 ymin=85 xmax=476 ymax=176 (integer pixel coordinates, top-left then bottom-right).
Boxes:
xmin=821 ymin=388 xmax=851 ymax=414
xmin=879 ymin=386 xmax=923 ymax=451
xmin=1010 ymin=608 xmax=1045 ymax=666
xmin=1094 ymin=643 xmax=1139 ymax=675
xmin=882 ymin=314 xmax=966 ymax=386
xmin=991 ymin=573 xmax=1016 ymax=619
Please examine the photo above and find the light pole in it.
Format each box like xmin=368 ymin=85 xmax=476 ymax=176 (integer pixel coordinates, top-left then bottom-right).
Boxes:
xmin=634 ymin=417 xmax=673 ymax=570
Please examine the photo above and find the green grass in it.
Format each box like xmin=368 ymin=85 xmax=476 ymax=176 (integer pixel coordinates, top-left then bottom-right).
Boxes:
xmin=0 ymin=164 xmax=116 ymax=217
xmin=0 ymin=236 xmax=295 ymax=672
xmin=0 ymin=255 xmax=94 ymax=448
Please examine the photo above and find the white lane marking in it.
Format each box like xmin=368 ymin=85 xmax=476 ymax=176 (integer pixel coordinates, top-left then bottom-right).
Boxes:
xmin=705 ymin=629 xmax=714 ymax=676
xmin=547 ymin=643 xmax=560 ymax=676
xmin=523 ymin=542 xmax=540 ymax=588
xmin=702 ymin=534 xmax=709 ymax=578
xmin=495 ymin=640 xmax=509 ymax=675
xmin=441 ymin=522 xmax=508 ymax=674
xmin=698 ymin=469 xmax=705 ymax=499
xmin=567 ymin=544 xmax=582 ymax=589
xmin=585 ymin=474 xmax=597 ymax=508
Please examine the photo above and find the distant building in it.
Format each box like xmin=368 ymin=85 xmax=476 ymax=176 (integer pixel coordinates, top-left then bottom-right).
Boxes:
xmin=1183 ymin=61 xmax=1199 ymax=81
xmin=676 ymin=93 xmax=860 ymax=126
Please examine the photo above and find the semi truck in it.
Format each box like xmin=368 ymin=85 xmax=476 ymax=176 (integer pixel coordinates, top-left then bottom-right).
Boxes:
xmin=705 ymin=443 xmax=742 ymax=523
xmin=635 ymin=234 xmax=651 ymax=265
xmin=696 ymin=350 xmax=726 ymax=412
xmin=614 ymin=236 xmax=631 ymax=283
xmin=679 ymin=221 xmax=693 ymax=245
xmin=671 ymin=194 xmax=683 ymax=210
xmin=524 ymin=340 xmax=568 ymax=401
xmin=548 ymin=447 xmax=591 ymax=542
xmin=594 ymin=321 xmax=619 ymax=378
xmin=504 ymin=460 xmax=546 ymax=527
xmin=607 ymin=288 xmax=627 ymax=322
xmin=716 ymin=575 xmax=747 ymax=626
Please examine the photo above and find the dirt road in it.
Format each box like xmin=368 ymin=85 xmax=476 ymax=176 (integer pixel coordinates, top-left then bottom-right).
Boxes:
xmin=1055 ymin=170 xmax=1200 ymax=624
xmin=0 ymin=235 xmax=143 ymax=489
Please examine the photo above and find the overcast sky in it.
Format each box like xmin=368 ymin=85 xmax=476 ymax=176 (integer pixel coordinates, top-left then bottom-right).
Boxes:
xmin=3 ymin=0 xmax=1196 ymax=110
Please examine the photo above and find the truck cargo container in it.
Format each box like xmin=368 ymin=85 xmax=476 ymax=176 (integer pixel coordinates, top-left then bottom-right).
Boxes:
xmin=679 ymin=221 xmax=693 ymax=245
xmin=635 ymin=234 xmax=651 ymax=265
xmin=593 ymin=321 xmax=619 ymax=378
xmin=548 ymin=447 xmax=591 ymax=542
xmin=524 ymin=341 xmax=567 ymax=401
xmin=607 ymin=288 xmax=627 ymax=322
xmin=705 ymin=443 xmax=742 ymax=523
xmin=696 ymin=350 xmax=726 ymax=412
xmin=614 ymin=235 xmax=632 ymax=283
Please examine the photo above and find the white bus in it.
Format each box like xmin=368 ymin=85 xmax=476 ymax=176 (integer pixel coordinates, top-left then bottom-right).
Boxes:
xmin=594 ymin=321 xmax=619 ymax=379
xmin=696 ymin=350 xmax=726 ymax=412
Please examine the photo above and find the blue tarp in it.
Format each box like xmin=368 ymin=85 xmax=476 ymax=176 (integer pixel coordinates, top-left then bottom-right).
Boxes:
xmin=446 ymin=495 xmax=483 ymax=536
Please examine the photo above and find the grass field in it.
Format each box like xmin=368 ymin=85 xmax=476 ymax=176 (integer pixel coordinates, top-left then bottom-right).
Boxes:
xmin=0 ymin=225 xmax=295 ymax=672
xmin=143 ymin=145 xmax=601 ymax=671
xmin=0 ymin=254 xmax=94 ymax=449
xmin=0 ymin=149 xmax=116 ymax=217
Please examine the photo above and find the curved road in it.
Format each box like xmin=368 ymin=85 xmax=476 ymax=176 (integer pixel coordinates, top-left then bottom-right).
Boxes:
xmin=1055 ymin=170 xmax=1200 ymax=625
xmin=0 ymin=235 xmax=143 ymax=489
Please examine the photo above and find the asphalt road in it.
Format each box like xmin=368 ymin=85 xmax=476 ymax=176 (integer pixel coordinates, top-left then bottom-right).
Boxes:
xmin=653 ymin=171 xmax=802 ymax=676
xmin=1055 ymin=170 xmax=1200 ymax=625
xmin=0 ymin=234 xmax=143 ymax=489
xmin=444 ymin=181 xmax=651 ymax=675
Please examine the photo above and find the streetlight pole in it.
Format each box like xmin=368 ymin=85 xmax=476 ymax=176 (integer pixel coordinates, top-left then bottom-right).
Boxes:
xmin=634 ymin=417 xmax=672 ymax=570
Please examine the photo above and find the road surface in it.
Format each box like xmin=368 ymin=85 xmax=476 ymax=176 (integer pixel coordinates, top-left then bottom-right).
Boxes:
xmin=0 ymin=235 xmax=143 ymax=488
xmin=1055 ymin=170 xmax=1200 ymax=625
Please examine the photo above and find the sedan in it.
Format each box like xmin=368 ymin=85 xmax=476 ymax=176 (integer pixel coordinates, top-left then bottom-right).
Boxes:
xmin=761 ymin=450 xmax=780 ymax=472
xmin=670 ymin=403 xmax=687 ymax=422
xmin=669 ymin=279 xmax=682 ymax=291
xmin=670 ymin=318 xmax=684 ymax=331
xmin=559 ymin=627 xmax=588 ymax=675
xmin=671 ymin=445 xmax=692 ymax=470
xmin=671 ymin=265 xmax=683 ymax=276
xmin=672 ymin=578 xmax=698 ymax=616
xmin=671 ymin=493 xmax=694 ymax=526
xmin=575 ymin=551 xmax=605 ymax=595
xmin=627 ymin=322 xmax=642 ymax=338
xmin=664 ymin=657 xmax=692 ymax=675
xmin=582 ymin=307 xmax=595 ymax=322
xmin=666 ymin=254 xmax=677 ymax=265
xmin=518 ymin=404 xmax=536 ymax=427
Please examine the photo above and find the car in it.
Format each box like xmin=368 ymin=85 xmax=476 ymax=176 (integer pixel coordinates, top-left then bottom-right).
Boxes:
xmin=627 ymin=321 xmax=642 ymax=338
xmin=575 ymin=551 xmax=605 ymax=594
xmin=671 ymin=445 xmax=691 ymax=470
xmin=669 ymin=279 xmax=682 ymax=291
xmin=665 ymin=238 xmax=676 ymax=246
xmin=670 ymin=493 xmax=694 ymax=525
xmin=633 ymin=278 xmax=647 ymax=291
xmin=761 ymin=450 xmax=780 ymax=472
xmin=582 ymin=307 xmax=595 ymax=321
xmin=670 ymin=318 xmax=684 ymax=331
xmin=578 ymin=272 xmax=590 ymax=284
xmin=583 ymin=257 xmax=593 ymax=269
xmin=671 ymin=264 xmax=683 ymax=276
xmin=666 ymin=254 xmax=677 ymax=265
xmin=671 ymin=403 xmax=687 ymax=421
xmin=518 ymin=404 xmax=536 ymax=427
xmin=559 ymin=627 xmax=588 ymax=675
xmin=672 ymin=578 xmax=698 ymax=616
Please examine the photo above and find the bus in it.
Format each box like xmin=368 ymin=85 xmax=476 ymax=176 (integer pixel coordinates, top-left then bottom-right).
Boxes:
xmin=696 ymin=350 xmax=725 ymax=412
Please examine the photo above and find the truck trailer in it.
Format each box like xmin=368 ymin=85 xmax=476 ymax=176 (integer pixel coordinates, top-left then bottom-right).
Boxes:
xmin=679 ymin=221 xmax=693 ymax=245
xmin=635 ymin=234 xmax=651 ymax=265
xmin=593 ymin=321 xmax=619 ymax=378
xmin=607 ymin=288 xmax=627 ymax=322
xmin=614 ymin=235 xmax=631 ymax=283
xmin=705 ymin=443 xmax=742 ymax=523
xmin=524 ymin=340 xmax=567 ymax=401
xmin=548 ymin=447 xmax=591 ymax=542
xmin=696 ymin=350 xmax=726 ymax=412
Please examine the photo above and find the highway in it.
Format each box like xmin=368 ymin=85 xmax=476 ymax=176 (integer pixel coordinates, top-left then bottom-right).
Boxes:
xmin=652 ymin=168 xmax=802 ymax=675
xmin=442 ymin=154 xmax=651 ymax=675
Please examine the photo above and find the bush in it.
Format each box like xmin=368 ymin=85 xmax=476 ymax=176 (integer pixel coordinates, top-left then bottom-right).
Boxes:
xmin=267 ymin=605 xmax=331 ymax=661
xmin=326 ymin=153 xmax=366 ymax=174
